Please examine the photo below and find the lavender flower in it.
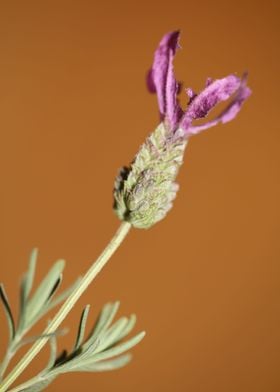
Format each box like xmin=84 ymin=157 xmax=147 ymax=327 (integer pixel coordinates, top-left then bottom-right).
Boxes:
xmin=114 ymin=31 xmax=251 ymax=229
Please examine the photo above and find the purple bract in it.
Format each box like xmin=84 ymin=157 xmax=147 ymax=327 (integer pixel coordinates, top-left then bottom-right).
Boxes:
xmin=147 ymin=31 xmax=251 ymax=136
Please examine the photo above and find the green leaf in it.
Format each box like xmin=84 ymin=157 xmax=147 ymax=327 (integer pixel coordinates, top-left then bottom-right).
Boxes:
xmin=117 ymin=314 xmax=137 ymax=341
xmin=47 ymin=335 xmax=57 ymax=369
xmin=46 ymin=276 xmax=62 ymax=300
xmin=0 ymin=283 xmax=15 ymax=342
xmin=17 ymin=330 xmax=67 ymax=350
xmin=22 ymin=249 xmax=38 ymax=301
xmin=41 ymin=277 xmax=82 ymax=315
xmin=94 ymin=317 xmax=130 ymax=353
xmin=74 ymin=305 xmax=90 ymax=351
xmin=25 ymin=260 xmax=65 ymax=325
xmin=47 ymin=303 xmax=144 ymax=377
xmin=71 ymin=353 xmax=132 ymax=372
xmin=19 ymin=249 xmax=38 ymax=331
xmin=55 ymin=331 xmax=145 ymax=375
xmin=14 ymin=375 xmax=56 ymax=392
xmin=83 ymin=302 xmax=119 ymax=351
xmin=85 ymin=331 xmax=145 ymax=364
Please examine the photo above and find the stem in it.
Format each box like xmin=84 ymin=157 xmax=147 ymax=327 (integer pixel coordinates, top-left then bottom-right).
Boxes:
xmin=0 ymin=221 xmax=131 ymax=392
xmin=0 ymin=349 xmax=13 ymax=380
xmin=0 ymin=335 xmax=21 ymax=380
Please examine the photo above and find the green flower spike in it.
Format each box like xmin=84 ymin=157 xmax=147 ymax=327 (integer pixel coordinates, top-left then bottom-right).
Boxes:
xmin=114 ymin=124 xmax=187 ymax=228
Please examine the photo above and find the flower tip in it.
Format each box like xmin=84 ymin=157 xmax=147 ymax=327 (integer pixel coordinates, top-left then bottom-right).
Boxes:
xmin=205 ymin=77 xmax=213 ymax=87
xmin=160 ymin=30 xmax=181 ymax=52
xmin=186 ymin=87 xmax=197 ymax=104
xmin=242 ymin=85 xmax=252 ymax=101
xmin=240 ymin=72 xmax=252 ymax=98
xmin=219 ymin=74 xmax=251 ymax=124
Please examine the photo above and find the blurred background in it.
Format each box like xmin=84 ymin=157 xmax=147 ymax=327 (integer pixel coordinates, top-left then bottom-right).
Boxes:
xmin=0 ymin=0 xmax=279 ymax=391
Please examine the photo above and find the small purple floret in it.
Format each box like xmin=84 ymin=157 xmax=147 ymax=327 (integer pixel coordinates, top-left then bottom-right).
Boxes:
xmin=147 ymin=31 xmax=251 ymax=136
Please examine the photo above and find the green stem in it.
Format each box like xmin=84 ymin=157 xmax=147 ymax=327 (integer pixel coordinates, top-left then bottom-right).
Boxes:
xmin=0 ymin=349 xmax=14 ymax=380
xmin=0 ymin=335 xmax=21 ymax=380
xmin=0 ymin=221 xmax=131 ymax=392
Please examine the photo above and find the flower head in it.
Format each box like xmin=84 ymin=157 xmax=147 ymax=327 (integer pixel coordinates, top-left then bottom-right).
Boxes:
xmin=113 ymin=31 xmax=251 ymax=229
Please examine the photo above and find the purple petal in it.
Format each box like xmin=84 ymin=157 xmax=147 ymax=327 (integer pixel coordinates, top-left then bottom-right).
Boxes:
xmin=180 ymin=75 xmax=242 ymax=132
xmin=147 ymin=31 xmax=182 ymax=130
xmin=221 ymin=76 xmax=251 ymax=123
xmin=185 ymin=75 xmax=251 ymax=135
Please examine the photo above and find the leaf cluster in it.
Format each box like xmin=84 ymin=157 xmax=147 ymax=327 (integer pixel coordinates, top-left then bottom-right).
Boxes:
xmin=0 ymin=250 xmax=144 ymax=391
xmin=16 ymin=302 xmax=144 ymax=391
xmin=0 ymin=249 xmax=80 ymax=378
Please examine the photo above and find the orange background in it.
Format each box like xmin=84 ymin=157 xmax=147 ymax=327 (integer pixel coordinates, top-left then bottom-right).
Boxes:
xmin=0 ymin=1 xmax=279 ymax=391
